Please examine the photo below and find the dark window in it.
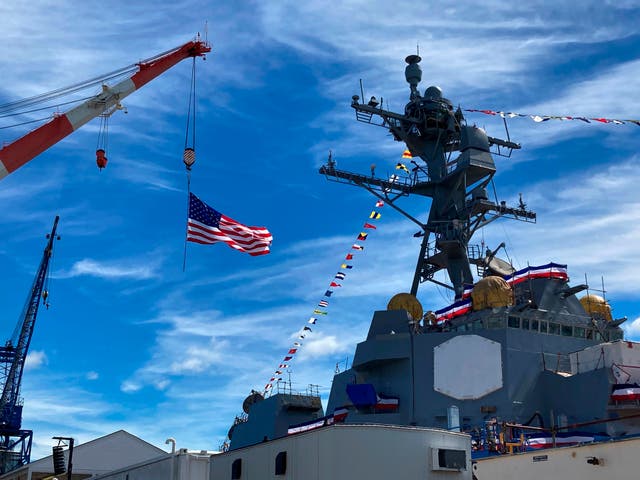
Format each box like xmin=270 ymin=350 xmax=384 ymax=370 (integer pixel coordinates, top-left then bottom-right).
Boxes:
xmin=573 ymin=327 xmax=585 ymax=338
xmin=488 ymin=317 xmax=505 ymax=328
xmin=232 ymin=459 xmax=242 ymax=479
xmin=561 ymin=325 xmax=572 ymax=337
xmin=522 ymin=318 xmax=530 ymax=330
xmin=548 ymin=323 xmax=560 ymax=335
xmin=438 ymin=449 xmax=466 ymax=470
xmin=508 ymin=316 xmax=520 ymax=328
xmin=610 ymin=330 xmax=624 ymax=341
xmin=531 ymin=319 xmax=539 ymax=331
xmin=275 ymin=451 xmax=287 ymax=475
xmin=540 ymin=321 xmax=548 ymax=333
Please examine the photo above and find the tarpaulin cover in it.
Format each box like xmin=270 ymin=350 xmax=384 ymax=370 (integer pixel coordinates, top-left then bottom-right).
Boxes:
xmin=346 ymin=383 xmax=377 ymax=407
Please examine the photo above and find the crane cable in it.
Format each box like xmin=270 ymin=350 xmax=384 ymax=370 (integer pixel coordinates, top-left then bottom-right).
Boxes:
xmin=182 ymin=56 xmax=198 ymax=272
xmin=96 ymin=113 xmax=109 ymax=170
xmin=0 ymin=68 xmax=136 ymax=115
xmin=0 ymin=41 xmax=191 ymax=132
xmin=183 ymin=56 xmax=197 ymax=183
xmin=0 ymin=42 xmax=190 ymax=115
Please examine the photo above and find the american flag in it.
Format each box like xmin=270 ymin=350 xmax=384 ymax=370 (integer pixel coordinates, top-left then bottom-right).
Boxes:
xmin=187 ymin=193 xmax=272 ymax=256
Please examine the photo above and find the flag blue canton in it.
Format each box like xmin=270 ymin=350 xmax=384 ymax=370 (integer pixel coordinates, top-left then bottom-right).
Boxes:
xmin=189 ymin=193 xmax=222 ymax=227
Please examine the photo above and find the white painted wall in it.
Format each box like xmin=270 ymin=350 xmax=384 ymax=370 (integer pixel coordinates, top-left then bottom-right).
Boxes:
xmin=210 ymin=424 xmax=471 ymax=480
xmin=474 ymin=437 xmax=640 ymax=480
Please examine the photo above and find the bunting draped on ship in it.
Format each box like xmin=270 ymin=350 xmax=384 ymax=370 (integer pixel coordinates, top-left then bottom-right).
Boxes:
xmin=262 ymin=198 xmax=386 ymax=395
xmin=464 ymin=109 xmax=640 ymax=126
xmin=434 ymin=263 xmax=568 ymax=324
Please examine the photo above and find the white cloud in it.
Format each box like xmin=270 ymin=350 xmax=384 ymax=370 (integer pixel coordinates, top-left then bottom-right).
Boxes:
xmin=86 ymin=371 xmax=99 ymax=380
xmin=121 ymin=381 xmax=142 ymax=393
xmin=169 ymin=341 xmax=228 ymax=374
xmin=63 ymin=258 xmax=158 ymax=280
xmin=301 ymin=335 xmax=348 ymax=358
xmin=25 ymin=350 xmax=47 ymax=371
xmin=623 ymin=317 xmax=640 ymax=341
xmin=4 ymin=0 xmax=640 ymax=461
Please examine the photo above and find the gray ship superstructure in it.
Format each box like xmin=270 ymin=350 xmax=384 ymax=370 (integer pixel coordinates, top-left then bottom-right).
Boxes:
xmin=224 ymin=54 xmax=640 ymax=466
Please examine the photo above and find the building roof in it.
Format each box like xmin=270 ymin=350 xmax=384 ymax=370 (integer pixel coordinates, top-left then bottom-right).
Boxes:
xmin=1 ymin=430 xmax=167 ymax=480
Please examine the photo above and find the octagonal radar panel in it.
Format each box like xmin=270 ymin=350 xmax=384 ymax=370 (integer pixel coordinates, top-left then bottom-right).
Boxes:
xmin=434 ymin=335 xmax=503 ymax=400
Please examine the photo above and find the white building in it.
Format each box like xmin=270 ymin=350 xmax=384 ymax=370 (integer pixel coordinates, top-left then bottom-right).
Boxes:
xmin=0 ymin=430 xmax=167 ymax=480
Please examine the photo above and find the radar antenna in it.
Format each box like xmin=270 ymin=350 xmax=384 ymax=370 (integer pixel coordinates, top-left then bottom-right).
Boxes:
xmin=320 ymin=55 xmax=536 ymax=298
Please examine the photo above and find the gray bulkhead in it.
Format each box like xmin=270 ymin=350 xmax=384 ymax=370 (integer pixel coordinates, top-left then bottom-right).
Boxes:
xmin=327 ymin=278 xmax=614 ymax=432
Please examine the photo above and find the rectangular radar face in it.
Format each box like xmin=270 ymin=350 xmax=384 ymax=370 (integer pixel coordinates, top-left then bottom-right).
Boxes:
xmin=434 ymin=334 xmax=503 ymax=400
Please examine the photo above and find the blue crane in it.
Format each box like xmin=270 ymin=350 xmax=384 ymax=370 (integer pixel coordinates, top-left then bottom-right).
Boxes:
xmin=0 ymin=216 xmax=59 ymax=473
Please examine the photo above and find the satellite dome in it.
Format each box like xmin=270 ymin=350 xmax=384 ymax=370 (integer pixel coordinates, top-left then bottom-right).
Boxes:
xmin=242 ymin=391 xmax=264 ymax=414
xmin=424 ymin=85 xmax=443 ymax=99
xmin=387 ymin=293 xmax=423 ymax=321
xmin=471 ymin=276 xmax=513 ymax=311
xmin=579 ymin=294 xmax=612 ymax=322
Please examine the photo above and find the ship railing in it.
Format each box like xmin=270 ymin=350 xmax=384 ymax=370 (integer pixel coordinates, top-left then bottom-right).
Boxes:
xmin=318 ymin=164 xmax=422 ymax=196
xmin=271 ymin=381 xmax=322 ymax=400
xmin=468 ymin=417 xmax=616 ymax=457
xmin=541 ymin=352 xmax=572 ymax=376
xmin=233 ymin=413 xmax=248 ymax=425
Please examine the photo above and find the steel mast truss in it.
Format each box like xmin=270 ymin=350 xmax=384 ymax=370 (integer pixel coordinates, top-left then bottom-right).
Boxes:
xmin=320 ymin=55 xmax=535 ymax=298
xmin=0 ymin=217 xmax=59 ymax=473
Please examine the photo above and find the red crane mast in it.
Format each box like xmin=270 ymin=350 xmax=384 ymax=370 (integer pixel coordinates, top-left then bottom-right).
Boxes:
xmin=0 ymin=37 xmax=211 ymax=180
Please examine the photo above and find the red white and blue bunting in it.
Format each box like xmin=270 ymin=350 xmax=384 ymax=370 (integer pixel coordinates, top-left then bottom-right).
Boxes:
xmin=434 ymin=263 xmax=568 ymax=324
xmin=465 ymin=109 xmax=640 ymax=126
xmin=287 ymin=406 xmax=350 ymax=435
xmin=610 ymin=384 xmax=640 ymax=402
xmin=262 ymin=198 xmax=386 ymax=394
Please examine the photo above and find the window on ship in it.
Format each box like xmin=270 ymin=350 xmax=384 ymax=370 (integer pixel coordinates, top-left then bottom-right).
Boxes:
xmin=231 ymin=459 xmax=242 ymax=479
xmin=275 ymin=451 xmax=287 ymax=475
xmin=549 ymin=323 xmax=560 ymax=335
xmin=573 ymin=326 xmax=586 ymax=338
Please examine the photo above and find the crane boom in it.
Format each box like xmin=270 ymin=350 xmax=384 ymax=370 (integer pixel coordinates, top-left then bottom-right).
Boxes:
xmin=0 ymin=39 xmax=211 ymax=180
xmin=0 ymin=216 xmax=59 ymax=473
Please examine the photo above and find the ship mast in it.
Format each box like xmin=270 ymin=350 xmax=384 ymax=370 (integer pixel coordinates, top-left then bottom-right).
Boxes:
xmin=320 ymin=55 xmax=535 ymax=298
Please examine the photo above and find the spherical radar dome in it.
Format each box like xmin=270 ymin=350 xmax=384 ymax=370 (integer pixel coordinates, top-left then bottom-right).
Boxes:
xmin=387 ymin=293 xmax=423 ymax=321
xmin=579 ymin=294 xmax=612 ymax=322
xmin=471 ymin=276 xmax=513 ymax=311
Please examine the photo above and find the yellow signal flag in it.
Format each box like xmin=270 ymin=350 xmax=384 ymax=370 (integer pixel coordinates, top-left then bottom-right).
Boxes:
xmin=396 ymin=162 xmax=410 ymax=173
xmin=402 ymin=149 xmax=412 ymax=159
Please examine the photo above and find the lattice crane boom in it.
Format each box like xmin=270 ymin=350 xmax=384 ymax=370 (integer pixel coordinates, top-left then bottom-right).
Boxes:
xmin=0 ymin=216 xmax=59 ymax=473
xmin=0 ymin=37 xmax=211 ymax=180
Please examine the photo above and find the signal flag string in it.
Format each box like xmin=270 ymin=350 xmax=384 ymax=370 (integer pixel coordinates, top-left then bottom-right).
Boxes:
xmin=464 ymin=108 xmax=640 ymax=126
xmin=262 ymin=198 xmax=386 ymax=395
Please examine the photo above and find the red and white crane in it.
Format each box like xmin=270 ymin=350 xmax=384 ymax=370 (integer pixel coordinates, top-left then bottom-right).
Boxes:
xmin=0 ymin=37 xmax=211 ymax=180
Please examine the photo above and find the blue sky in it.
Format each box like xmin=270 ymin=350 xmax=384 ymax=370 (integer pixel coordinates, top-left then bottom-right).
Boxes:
xmin=2 ymin=0 xmax=640 ymax=459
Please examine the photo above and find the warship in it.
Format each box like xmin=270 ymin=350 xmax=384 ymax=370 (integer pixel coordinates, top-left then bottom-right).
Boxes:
xmin=210 ymin=55 xmax=640 ymax=479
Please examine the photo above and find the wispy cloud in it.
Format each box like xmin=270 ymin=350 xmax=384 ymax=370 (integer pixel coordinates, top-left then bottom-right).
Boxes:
xmin=61 ymin=258 xmax=159 ymax=280
xmin=25 ymin=350 xmax=47 ymax=371
xmin=4 ymin=0 xmax=640 ymax=462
